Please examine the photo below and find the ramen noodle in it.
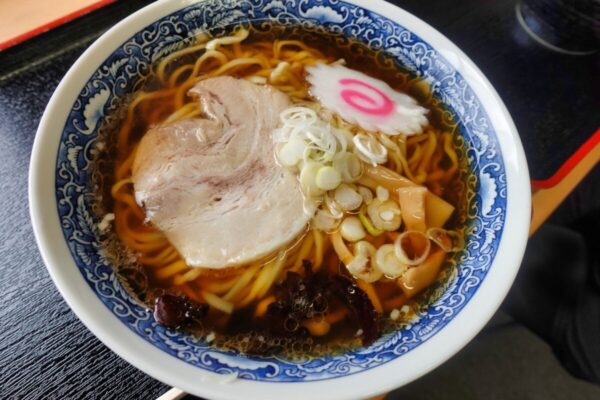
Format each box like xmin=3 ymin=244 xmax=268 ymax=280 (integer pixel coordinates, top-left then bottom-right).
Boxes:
xmin=95 ymin=25 xmax=466 ymax=358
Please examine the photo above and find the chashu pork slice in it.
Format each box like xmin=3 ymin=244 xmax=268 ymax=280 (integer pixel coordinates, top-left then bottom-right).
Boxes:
xmin=132 ymin=76 xmax=309 ymax=269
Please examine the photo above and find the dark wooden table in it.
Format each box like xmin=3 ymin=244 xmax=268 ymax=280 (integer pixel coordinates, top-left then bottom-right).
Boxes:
xmin=1 ymin=1 xmax=598 ymax=399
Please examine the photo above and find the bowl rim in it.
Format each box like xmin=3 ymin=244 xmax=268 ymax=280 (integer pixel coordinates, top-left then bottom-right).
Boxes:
xmin=29 ymin=0 xmax=531 ymax=399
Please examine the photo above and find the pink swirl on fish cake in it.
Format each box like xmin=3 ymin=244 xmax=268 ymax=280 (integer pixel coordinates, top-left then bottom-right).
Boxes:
xmin=339 ymin=78 xmax=394 ymax=116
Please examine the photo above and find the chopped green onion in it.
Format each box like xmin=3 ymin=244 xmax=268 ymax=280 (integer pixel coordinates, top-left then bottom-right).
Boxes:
xmin=358 ymin=209 xmax=384 ymax=236
xmin=277 ymin=137 xmax=306 ymax=167
xmin=332 ymin=152 xmax=363 ymax=183
xmin=313 ymin=209 xmax=341 ymax=232
xmin=340 ymin=216 xmax=366 ymax=242
xmin=346 ymin=241 xmax=382 ymax=282
xmin=324 ymin=193 xmax=344 ymax=219
xmin=358 ymin=186 xmax=374 ymax=205
xmin=316 ymin=166 xmax=342 ymax=191
xmin=334 ymin=184 xmax=363 ymax=211
xmin=375 ymin=244 xmax=408 ymax=279
xmin=279 ymin=106 xmax=317 ymax=127
xmin=394 ymin=230 xmax=431 ymax=265
xmin=353 ymin=133 xmax=388 ymax=165
xmin=367 ymin=198 xmax=402 ymax=231
xmin=376 ymin=186 xmax=389 ymax=201
xmin=300 ymin=161 xmax=325 ymax=197
xmin=380 ymin=210 xmax=395 ymax=221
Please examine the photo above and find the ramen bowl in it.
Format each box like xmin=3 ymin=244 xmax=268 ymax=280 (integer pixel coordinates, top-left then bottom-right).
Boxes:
xmin=29 ymin=0 xmax=530 ymax=399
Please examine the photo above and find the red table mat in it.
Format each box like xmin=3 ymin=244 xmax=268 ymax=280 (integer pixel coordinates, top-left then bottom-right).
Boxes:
xmin=0 ymin=0 xmax=115 ymax=51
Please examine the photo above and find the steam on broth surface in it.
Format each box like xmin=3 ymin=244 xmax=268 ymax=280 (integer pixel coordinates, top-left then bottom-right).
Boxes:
xmin=96 ymin=25 xmax=467 ymax=359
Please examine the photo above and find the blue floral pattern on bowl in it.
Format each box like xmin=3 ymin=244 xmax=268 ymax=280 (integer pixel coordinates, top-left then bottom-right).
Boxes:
xmin=55 ymin=0 xmax=506 ymax=382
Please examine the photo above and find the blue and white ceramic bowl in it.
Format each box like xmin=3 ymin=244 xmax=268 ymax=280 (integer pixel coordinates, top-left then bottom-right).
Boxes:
xmin=29 ymin=1 xmax=530 ymax=399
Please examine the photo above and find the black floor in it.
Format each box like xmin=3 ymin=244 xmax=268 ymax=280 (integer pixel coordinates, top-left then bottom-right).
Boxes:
xmin=389 ymin=311 xmax=600 ymax=400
